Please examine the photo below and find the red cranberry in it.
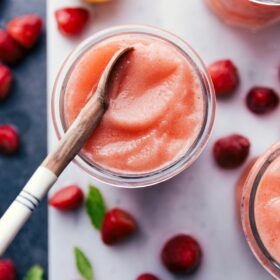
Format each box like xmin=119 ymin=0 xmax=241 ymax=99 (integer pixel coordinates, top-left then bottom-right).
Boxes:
xmin=0 ymin=29 xmax=25 ymax=65
xmin=0 ymin=125 xmax=20 ymax=155
xmin=161 ymin=234 xmax=202 ymax=275
xmin=7 ymin=14 xmax=43 ymax=49
xmin=213 ymin=134 xmax=250 ymax=168
xmin=0 ymin=64 xmax=12 ymax=101
xmin=246 ymin=87 xmax=279 ymax=114
xmin=136 ymin=273 xmax=160 ymax=280
xmin=102 ymin=208 xmax=136 ymax=245
xmin=55 ymin=8 xmax=89 ymax=36
xmin=49 ymin=185 xmax=84 ymax=211
xmin=0 ymin=259 xmax=16 ymax=280
xmin=208 ymin=59 xmax=239 ymax=96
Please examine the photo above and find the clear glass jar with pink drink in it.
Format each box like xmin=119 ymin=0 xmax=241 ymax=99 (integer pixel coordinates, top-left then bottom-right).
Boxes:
xmin=241 ymin=141 xmax=280 ymax=279
xmin=206 ymin=0 xmax=280 ymax=30
xmin=51 ymin=25 xmax=215 ymax=188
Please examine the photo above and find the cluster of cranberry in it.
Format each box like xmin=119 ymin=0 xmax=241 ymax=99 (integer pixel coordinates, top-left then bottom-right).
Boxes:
xmin=0 ymin=185 xmax=201 ymax=280
xmin=0 ymin=7 xmax=90 ymax=156
xmin=0 ymin=14 xmax=43 ymax=155
xmin=208 ymin=59 xmax=279 ymax=169
xmin=47 ymin=185 xmax=201 ymax=280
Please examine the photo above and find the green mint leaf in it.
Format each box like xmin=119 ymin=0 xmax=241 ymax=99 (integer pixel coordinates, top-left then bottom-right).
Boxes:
xmin=85 ymin=185 xmax=106 ymax=229
xmin=23 ymin=265 xmax=44 ymax=280
xmin=74 ymin=247 xmax=93 ymax=280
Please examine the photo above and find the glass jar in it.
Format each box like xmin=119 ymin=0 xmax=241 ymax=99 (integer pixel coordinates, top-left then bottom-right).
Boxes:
xmin=241 ymin=141 xmax=280 ymax=279
xmin=51 ymin=25 xmax=215 ymax=188
xmin=206 ymin=0 xmax=280 ymax=31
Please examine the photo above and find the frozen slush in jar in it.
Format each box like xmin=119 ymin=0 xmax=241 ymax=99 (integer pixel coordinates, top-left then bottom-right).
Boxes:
xmin=206 ymin=0 xmax=280 ymax=30
xmin=241 ymin=141 xmax=280 ymax=279
xmin=51 ymin=25 xmax=215 ymax=187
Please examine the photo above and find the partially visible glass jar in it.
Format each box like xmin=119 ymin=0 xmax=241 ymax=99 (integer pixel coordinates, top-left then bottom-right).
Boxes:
xmin=241 ymin=141 xmax=280 ymax=279
xmin=51 ymin=25 xmax=215 ymax=188
xmin=206 ymin=0 xmax=280 ymax=31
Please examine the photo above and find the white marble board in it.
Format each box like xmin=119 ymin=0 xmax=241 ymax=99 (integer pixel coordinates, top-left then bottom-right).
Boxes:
xmin=47 ymin=0 xmax=280 ymax=279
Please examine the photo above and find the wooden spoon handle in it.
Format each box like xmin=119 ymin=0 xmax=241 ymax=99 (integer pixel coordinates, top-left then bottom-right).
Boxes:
xmin=0 ymin=97 xmax=104 ymax=255
xmin=0 ymin=166 xmax=57 ymax=256
xmin=42 ymin=94 xmax=105 ymax=176
xmin=43 ymin=46 xmax=133 ymax=176
xmin=0 ymin=47 xmax=133 ymax=256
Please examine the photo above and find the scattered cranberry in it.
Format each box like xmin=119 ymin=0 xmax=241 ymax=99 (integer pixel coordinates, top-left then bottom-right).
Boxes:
xmin=161 ymin=234 xmax=202 ymax=275
xmin=55 ymin=8 xmax=89 ymax=36
xmin=0 ymin=259 xmax=16 ymax=280
xmin=7 ymin=14 xmax=43 ymax=49
xmin=213 ymin=134 xmax=250 ymax=168
xmin=0 ymin=64 xmax=12 ymax=101
xmin=102 ymin=208 xmax=136 ymax=245
xmin=208 ymin=59 xmax=239 ymax=96
xmin=0 ymin=125 xmax=20 ymax=155
xmin=0 ymin=29 xmax=24 ymax=65
xmin=246 ymin=87 xmax=279 ymax=114
xmin=49 ymin=185 xmax=84 ymax=211
xmin=136 ymin=273 xmax=160 ymax=280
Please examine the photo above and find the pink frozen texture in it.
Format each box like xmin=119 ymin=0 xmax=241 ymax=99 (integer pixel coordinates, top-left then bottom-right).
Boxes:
xmin=255 ymin=157 xmax=280 ymax=263
xmin=64 ymin=36 xmax=204 ymax=173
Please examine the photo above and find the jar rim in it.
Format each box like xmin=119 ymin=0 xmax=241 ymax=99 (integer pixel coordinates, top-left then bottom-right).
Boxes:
xmin=51 ymin=24 xmax=215 ymax=188
xmin=249 ymin=0 xmax=280 ymax=6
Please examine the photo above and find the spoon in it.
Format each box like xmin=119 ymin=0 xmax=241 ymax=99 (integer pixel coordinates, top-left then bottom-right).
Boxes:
xmin=0 ymin=46 xmax=133 ymax=255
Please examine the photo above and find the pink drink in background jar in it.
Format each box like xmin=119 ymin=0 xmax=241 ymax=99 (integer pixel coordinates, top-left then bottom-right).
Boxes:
xmin=206 ymin=0 xmax=280 ymax=30
xmin=241 ymin=141 xmax=280 ymax=279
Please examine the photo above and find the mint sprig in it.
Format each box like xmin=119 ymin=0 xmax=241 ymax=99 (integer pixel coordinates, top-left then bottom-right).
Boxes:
xmin=85 ymin=185 xmax=106 ymax=229
xmin=23 ymin=265 xmax=44 ymax=280
xmin=74 ymin=247 xmax=93 ymax=280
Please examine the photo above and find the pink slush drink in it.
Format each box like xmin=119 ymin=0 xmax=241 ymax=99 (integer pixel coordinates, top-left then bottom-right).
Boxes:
xmin=241 ymin=142 xmax=280 ymax=279
xmin=207 ymin=0 xmax=280 ymax=30
xmin=63 ymin=35 xmax=205 ymax=174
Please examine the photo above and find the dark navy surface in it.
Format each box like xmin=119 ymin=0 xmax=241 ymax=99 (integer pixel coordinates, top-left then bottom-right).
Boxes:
xmin=0 ymin=0 xmax=47 ymax=278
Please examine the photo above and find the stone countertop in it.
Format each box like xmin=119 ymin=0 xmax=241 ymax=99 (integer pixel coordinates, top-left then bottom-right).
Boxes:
xmin=48 ymin=0 xmax=280 ymax=279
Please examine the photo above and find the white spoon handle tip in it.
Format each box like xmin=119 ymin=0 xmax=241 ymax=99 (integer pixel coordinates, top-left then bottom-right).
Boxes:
xmin=0 ymin=167 xmax=57 ymax=256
